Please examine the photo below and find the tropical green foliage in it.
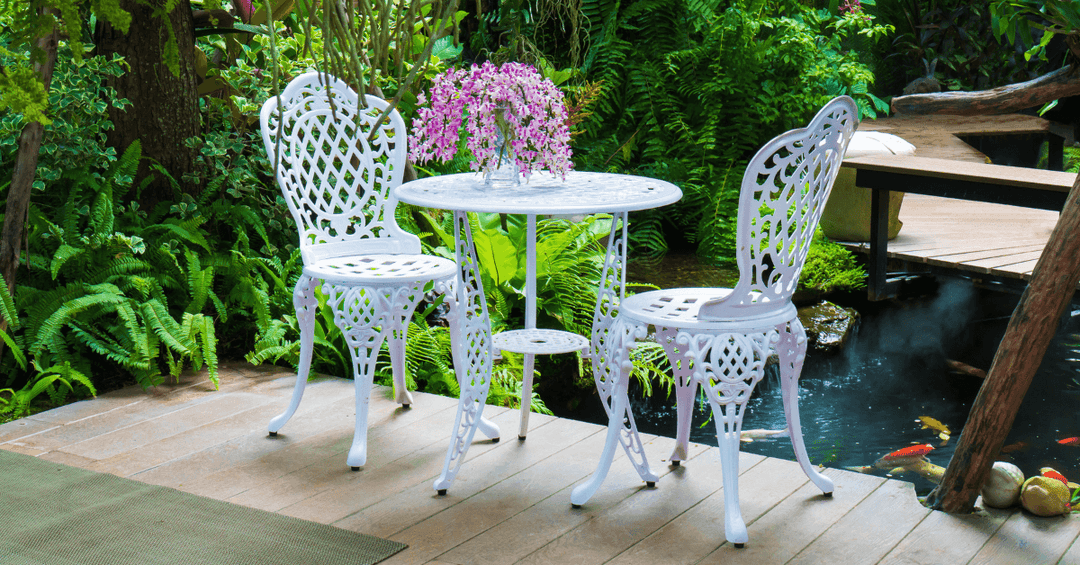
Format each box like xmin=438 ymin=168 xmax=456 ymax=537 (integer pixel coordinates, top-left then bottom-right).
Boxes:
xmin=865 ymin=0 xmax=1058 ymax=94
xmin=800 ymin=232 xmax=868 ymax=294
xmin=568 ymin=0 xmax=889 ymax=265
xmin=0 ymin=0 xmax=131 ymax=124
xmin=0 ymin=44 xmax=131 ymax=189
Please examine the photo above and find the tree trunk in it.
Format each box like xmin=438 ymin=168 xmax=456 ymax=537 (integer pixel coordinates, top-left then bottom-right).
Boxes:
xmin=891 ymin=65 xmax=1080 ymax=116
xmin=95 ymin=0 xmax=200 ymax=211
xmin=1 ymin=10 xmax=60 ymax=298
xmin=925 ymin=170 xmax=1080 ymax=513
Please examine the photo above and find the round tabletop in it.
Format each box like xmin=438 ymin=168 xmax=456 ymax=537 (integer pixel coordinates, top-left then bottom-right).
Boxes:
xmin=394 ymin=171 xmax=682 ymax=215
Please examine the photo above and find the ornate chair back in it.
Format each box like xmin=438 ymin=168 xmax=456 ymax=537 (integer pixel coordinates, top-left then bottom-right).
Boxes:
xmin=699 ymin=96 xmax=858 ymax=320
xmin=260 ymin=71 xmax=420 ymax=266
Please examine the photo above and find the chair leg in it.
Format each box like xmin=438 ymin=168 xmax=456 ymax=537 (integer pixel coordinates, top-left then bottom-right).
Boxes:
xmin=670 ymin=375 xmax=698 ymax=466
xmin=777 ymin=320 xmax=834 ymax=494
xmin=346 ymin=348 xmax=378 ymax=470
xmin=695 ymin=332 xmax=767 ymax=547
xmin=324 ymin=284 xmax=396 ymax=470
xmin=518 ymin=352 xmax=536 ymax=439
xmin=715 ymin=406 xmax=749 ymax=546
xmin=388 ymin=328 xmax=415 ymax=407
xmin=658 ymin=329 xmax=698 ymax=466
xmin=269 ymin=275 xmax=318 ymax=436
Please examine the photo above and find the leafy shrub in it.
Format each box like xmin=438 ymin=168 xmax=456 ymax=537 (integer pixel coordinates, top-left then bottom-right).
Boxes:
xmin=800 ymin=232 xmax=867 ymax=294
xmin=865 ymin=0 xmax=1058 ymax=95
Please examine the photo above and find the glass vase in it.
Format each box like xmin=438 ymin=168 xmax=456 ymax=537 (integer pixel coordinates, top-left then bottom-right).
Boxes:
xmin=483 ymin=110 xmax=521 ymax=188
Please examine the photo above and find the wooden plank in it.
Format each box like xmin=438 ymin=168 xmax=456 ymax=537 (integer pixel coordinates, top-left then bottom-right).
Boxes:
xmin=968 ymin=512 xmax=1080 ymax=565
xmin=699 ymin=468 xmax=886 ymax=564
xmin=4 ymin=378 xmax=293 ymax=454
xmin=222 ymin=402 xmax=507 ymax=513
xmin=176 ymin=390 xmax=462 ymax=501
xmin=858 ymin=114 xmax=1054 ymax=163
xmin=51 ymin=391 xmax=277 ymax=461
xmin=1056 ymin=531 xmax=1080 ymax=565
xmin=308 ymin=412 xmax=582 ymax=533
xmin=786 ymin=479 xmax=930 ymax=565
xmin=844 ymin=155 xmax=1075 ymax=193
xmin=512 ymin=449 xmax=766 ymax=565
xmin=606 ymin=455 xmax=811 ymax=565
xmin=878 ymin=506 xmax=1011 ymax=565
xmin=432 ymin=436 xmax=709 ymax=565
xmin=84 ymin=399 xmax=296 ymax=477
xmin=927 ymin=244 xmax=1046 ymax=262
xmin=129 ymin=392 xmax=361 ymax=487
xmin=964 ymin=250 xmax=1045 ymax=271
xmin=364 ymin=422 xmax=611 ymax=565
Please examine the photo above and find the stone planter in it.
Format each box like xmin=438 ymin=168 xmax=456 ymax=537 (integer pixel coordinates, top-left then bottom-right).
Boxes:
xmin=820 ymin=131 xmax=917 ymax=242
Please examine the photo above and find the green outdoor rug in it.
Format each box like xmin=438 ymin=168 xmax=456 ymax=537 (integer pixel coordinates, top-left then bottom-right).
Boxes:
xmin=0 ymin=449 xmax=406 ymax=565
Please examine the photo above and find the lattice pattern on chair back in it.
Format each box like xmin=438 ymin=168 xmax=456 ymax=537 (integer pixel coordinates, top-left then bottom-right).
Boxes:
xmin=260 ymin=72 xmax=419 ymax=263
xmin=700 ymin=96 xmax=858 ymax=320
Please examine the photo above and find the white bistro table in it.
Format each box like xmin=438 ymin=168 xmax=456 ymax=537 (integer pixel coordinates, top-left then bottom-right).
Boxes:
xmin=395 ymin=171 xmax=681 ymax=488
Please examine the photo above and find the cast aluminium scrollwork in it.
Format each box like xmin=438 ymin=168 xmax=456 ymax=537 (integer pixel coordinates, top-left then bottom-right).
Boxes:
xmin=434 ymin=211 xmax=500 ymax=493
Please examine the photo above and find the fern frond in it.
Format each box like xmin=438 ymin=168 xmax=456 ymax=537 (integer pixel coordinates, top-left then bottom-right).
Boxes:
xmin=140 ymin=300 xmax=195 ymax=355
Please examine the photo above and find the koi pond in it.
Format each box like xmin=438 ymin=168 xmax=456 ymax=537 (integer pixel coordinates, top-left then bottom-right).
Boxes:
xmin=550 ymin=256 xmax=1080 ymax=496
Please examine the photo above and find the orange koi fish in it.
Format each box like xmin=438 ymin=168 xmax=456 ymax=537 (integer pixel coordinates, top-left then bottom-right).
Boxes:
xmin=1058 ymin=437 xmax=1080 ymax=446
xmin=874 ymin=444 xmax=935 ymax=469
xmin=1041 ymin=468 xmax=1069 ymax=485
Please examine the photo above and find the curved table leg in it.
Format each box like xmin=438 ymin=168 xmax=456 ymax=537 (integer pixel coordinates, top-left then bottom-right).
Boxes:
xmin=435 ymin=211 xmax=498 ymax=494
xmin=269 ymin=275 xmax=318 ymax=435
xmin=573 ymin=317 xmax=657 ymax=507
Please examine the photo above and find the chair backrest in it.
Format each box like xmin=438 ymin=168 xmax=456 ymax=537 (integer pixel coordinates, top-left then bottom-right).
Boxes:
xmin=260 ymin=71 xmax=419 ymax=265
xmin=700 ymin=96 xmax=858 ymax=320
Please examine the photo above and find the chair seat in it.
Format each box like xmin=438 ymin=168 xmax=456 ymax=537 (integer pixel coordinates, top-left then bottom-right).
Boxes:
xmin=304 ymin=254 xmax=458 ymax=285
xmin=621 ymin=288 xmax=797 ymax=330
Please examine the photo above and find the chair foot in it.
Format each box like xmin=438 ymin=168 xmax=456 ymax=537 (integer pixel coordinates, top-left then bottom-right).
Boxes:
xmin=571 ymin=504 xmax=581 ymax=509
xmin=437 ymin=489 xmax=447 ymax=496
xmin=491 ymin=437 xmax=500 ymax=443
xmin=824 ymin=491 xmax=834 ymax=497
xmin=268 ymin=431 xmax=277 ymax=437
xmin=402 ymin=403 xmax=410 ymax=409
xmin=734 ymin=543 xmax=745 ymax=549
xmin=351 ymin=466 xmax=359 ymax=471
xmin=670 ymin=460 xmax=680 ymax=467
xmin=518 ymin=435 xmax=527 ymax=441
xmin=646 ymin=481 xmax=656 ymax=488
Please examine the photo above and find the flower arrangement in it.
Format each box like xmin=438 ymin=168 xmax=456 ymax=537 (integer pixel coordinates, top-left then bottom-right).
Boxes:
xmin=408 ymin=61 xmax=573 ymax=180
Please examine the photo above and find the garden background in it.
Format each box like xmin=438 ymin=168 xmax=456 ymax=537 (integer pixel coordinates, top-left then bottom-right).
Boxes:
xmin=0 ymin=0 xmax=1073 ymax=421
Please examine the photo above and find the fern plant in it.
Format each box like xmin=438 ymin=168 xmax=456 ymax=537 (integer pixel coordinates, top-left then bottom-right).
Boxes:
xmin=7 ymin=141 xmax=222 ymax=391
xmin=572 ymin=0 xmax=891 ymax=262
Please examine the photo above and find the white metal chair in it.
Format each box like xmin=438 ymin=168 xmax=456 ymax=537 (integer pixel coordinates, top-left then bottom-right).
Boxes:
xmin=260 ymin=72 xmax=499 ymax=489
xmin=571 ymin=96 xmax=859 ymax=546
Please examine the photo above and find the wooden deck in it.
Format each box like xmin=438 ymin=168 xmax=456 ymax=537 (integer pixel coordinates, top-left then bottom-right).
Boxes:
xmin=839 ymin=192 xmax=1061 ymax=283
xmin=3 ymin=364 xmax=1080 ymax=564
xmin=838 ymin=112 xmax=1072 ymax=284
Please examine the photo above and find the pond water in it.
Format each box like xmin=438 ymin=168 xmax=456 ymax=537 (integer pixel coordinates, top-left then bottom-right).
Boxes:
xmin=551 ymin=255 xmax=1080 ymax=496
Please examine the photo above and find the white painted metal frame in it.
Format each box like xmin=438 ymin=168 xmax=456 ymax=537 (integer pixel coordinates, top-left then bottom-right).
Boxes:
xmin=395 ymin=172 xmax=682 ymax=440
xmin=569 ymin=96 xmax=859 ymax=547
xmin=260 ymin=72 xmax=497 ymax=492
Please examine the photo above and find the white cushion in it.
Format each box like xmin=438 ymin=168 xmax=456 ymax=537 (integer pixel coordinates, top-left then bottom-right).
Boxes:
xmin=846 ymin=131 xmax=916 ymax=158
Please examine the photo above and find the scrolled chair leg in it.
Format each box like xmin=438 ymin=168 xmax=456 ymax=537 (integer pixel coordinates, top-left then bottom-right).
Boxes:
xmin=268 ymin=275 xmax=318 ymax=437
xmin=777 ymin=319 xmax=834 ymax=495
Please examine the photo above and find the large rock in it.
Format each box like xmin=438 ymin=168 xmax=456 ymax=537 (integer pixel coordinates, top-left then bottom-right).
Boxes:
xmin=798 ymin=301 xmax=859 ymax=354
